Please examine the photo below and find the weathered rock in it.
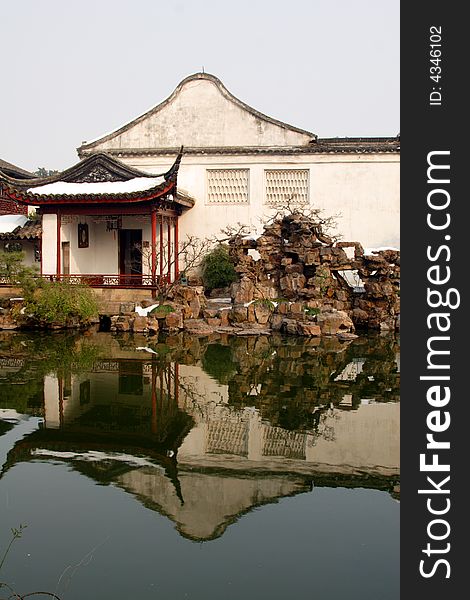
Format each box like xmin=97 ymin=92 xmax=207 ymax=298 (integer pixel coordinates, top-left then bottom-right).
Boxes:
xmin=120 ymin=302 xmax=135 ymax=314
xmin=290 ymin=302 xmax=304 ymax=315
xmin=226 ymin=211 xmax=400 ymax=332
xmin=235 ymin=329 xmax=271 ymax=336
xmin=184 ymin=319 xmax=214 ymax=335
xmin=232 ymin=277 xmax=254 ymax=304
xmin=279 ymin=273 xmax=306 ymax=298
xmin=229 ymin=305 xmax=248 ymax=323
xmin=165 ymin=311 xmax=184 ymax=329
xmin=352 ymin=307 xmax=369 ymax=325
xmin=132 ymin=315 xmax=148 ymax=333
xmin=189 ymin=296 xmax=201 ymax=319
xmin=219 ymin=309 xmax=230 ymax=327
xmin=115 ymin=318 xmax=130 ymax=332
xmin=0 ymin=315 xmax=19 ymax=330
xmin=247 ymin=303 xmax=256 ymax=323
xmin=337 ymin=332 xmax=359 ymax=340
xmin=203 ymin=308 xmax=219 ymax=319
xmin=283 ymin=318 xmax=299 ymax=336
xmin=147 ymin=317 xmax=159 ymax=334
xmin=206 ymin=317 xmax=221 ymax=327
xmin=304 ymin=250 xmax=321 ymax=265
xmin=284 ymin=263 xmax=303 ymax=274
xmin=271 ymin=314 xmax=284 ymax=331
xmin=254 ymin=302 xmax=272 ymax=325
xmin=317 ymin=310 xmax=354 ymax=335
xmin=297 ymin=322 xmax=321 ymax=336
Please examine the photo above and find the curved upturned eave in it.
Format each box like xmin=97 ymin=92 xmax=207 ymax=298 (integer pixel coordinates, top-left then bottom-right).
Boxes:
xmin=0 ymin=148 xmax=184 ymax=190
xmin=2 ymin=179 xmax=178 ymax=207
xmin=77 ymin=73 xmax=317 ymax=154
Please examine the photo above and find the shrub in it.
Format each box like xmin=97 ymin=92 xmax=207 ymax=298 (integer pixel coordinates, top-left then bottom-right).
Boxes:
xmin=0 ymin=251 xmax=98 ymax=327
xmin=201 ymin=244 xmax=238 ymax=291
xmin=0 ymin=251 xmax=38 ymax=294
xmin=24 ymin=281 xmax=99 ymax=326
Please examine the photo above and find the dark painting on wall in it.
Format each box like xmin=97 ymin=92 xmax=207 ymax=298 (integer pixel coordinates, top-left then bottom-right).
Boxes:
xmin=78 ymin=223 xmax=89 ymax=248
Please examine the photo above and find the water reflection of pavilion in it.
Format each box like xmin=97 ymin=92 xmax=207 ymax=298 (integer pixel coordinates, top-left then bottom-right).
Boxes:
xmin=1 ymin=333 xmax=400 ymax=541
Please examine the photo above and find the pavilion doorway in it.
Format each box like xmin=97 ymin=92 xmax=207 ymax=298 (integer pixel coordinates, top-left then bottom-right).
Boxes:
xmin=119 ymin=229 xmax=142 ymax=285
xmin=62 ymin=242 xmax=70 ymax=276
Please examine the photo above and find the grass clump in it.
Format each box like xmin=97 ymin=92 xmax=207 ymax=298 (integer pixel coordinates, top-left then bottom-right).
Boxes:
xmin=252 ymin=298 xmax=275 ymax=311
xmin=150 ymin=304 xmax=174 ymax=316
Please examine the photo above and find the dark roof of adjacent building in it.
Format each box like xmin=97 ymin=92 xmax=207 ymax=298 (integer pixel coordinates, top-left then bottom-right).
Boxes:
xmin=89 ymin=136 xmax=400 ymax=158
xmin=0 ymin=219 xmax=41 ymax=240
xmin=0 ymin=158 xmax=35 ymax=179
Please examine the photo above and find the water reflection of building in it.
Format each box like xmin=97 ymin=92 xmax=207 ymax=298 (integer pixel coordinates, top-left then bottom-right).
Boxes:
xmin=43 ymin=359 xmax=189 ymax=446
xmin=176 ymin=363 xmax=399 ymax=475
xmin=1 ymin=334 xmax=400 ymax=541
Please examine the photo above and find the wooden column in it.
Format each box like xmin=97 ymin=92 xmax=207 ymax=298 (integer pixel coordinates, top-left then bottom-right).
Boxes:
xmin=175 ymin=363 xmax=179 ymax=406
xmin=174 ymin=217 xmax=179 ymax=281
xmin=58 ymin=376 xmax=64 ymax=428
xmin=151 ymin=360 xmax=157 ymax=434
xmin=56 ymin=210 xmax=61 ymax=279
xmin=167 ymin=218 xmax=171 ymax=282
xmin=151 ymin=207 xmax=157 ymax=284
xmin=159 ymin=216 xmax=164 ymax=280
xmin=39 ymin=236 xmax=43 ymax=276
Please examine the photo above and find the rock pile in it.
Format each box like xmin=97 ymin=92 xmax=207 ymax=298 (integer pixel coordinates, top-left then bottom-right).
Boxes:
xmin=226 ymin=212 xmax=399 ymax=333
xmin=109 ymin=285 xmax=207 ymax=334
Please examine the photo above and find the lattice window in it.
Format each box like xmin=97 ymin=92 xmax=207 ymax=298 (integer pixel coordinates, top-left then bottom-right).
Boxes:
xmin=265 ymin=169 xmax=309 ymax=205
xmin=206 ymin=420 xmax=249 ymax=456
xmin=207 ymin=169 xmax=249 ymax=204
xmin=262 ymin=426 xmax=307 ymax=460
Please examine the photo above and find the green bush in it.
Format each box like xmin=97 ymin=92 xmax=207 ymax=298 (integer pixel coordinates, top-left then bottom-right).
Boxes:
xmin=0 ymin=251 xmax=38 ymax=294
xmin=201 ymin=245 xmax=238 ymax=291
xmin=0 ymin=251 xmax=98 ymax=327
xmin=25 ymin=281 xmax=99 ymax=326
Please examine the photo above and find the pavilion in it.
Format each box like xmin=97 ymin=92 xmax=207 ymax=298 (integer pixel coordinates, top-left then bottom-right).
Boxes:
xmin=0 ymin=148 xmax=193 ymax=287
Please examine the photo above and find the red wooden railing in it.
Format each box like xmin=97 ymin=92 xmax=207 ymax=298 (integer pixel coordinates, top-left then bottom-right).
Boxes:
xmin=0 ymin=274 xmax=172 ymax=288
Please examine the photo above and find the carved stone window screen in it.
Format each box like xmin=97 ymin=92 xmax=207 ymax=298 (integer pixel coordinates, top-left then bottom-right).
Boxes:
xmin=265 ymin=169 xmax=309 ymax=205
xmin=207 ymin=169 xmax=249 ymax=204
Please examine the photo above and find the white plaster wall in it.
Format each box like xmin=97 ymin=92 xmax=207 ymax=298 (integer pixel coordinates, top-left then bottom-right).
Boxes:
xmin=93 ymin=78 xmax=311 ymax=150
xmin=20 ymin=240 xmax=37 ymax=268
xmin=43 ymin=375 xmax=60 ymax=429
xmin=61 ymin=218 xmax=117 ymax=275
xmin=305 ymin=403 xmax=400 ymax=469
xmin=126 ymin=153 xmax=400 ymax=249
xmin=45 ymin=215 xmax=152 ymax=275
xmin=42 ymin=213 xmax=57 ymax=275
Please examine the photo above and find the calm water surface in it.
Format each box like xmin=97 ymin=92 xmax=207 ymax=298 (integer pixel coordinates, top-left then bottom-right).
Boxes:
xmin=0 ymin=330 xmax=399 ymax=599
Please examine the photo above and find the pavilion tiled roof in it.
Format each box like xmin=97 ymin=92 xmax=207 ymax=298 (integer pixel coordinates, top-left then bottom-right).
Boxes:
xmin=0 ymin=148 xmax=193 ymax=208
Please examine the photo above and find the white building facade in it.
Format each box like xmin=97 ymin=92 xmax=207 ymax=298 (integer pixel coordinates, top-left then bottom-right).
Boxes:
xmin=79 ymin=73 xmax=400 ymax=248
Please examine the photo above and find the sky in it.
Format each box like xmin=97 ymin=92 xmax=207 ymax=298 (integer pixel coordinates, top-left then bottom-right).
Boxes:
xmin=0 ymin=0 xmax=399 ymax=172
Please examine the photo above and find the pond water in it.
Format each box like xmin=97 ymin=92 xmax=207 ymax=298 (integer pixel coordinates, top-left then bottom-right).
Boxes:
xmin=0 ymin=330 xmax=399 ymax=600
